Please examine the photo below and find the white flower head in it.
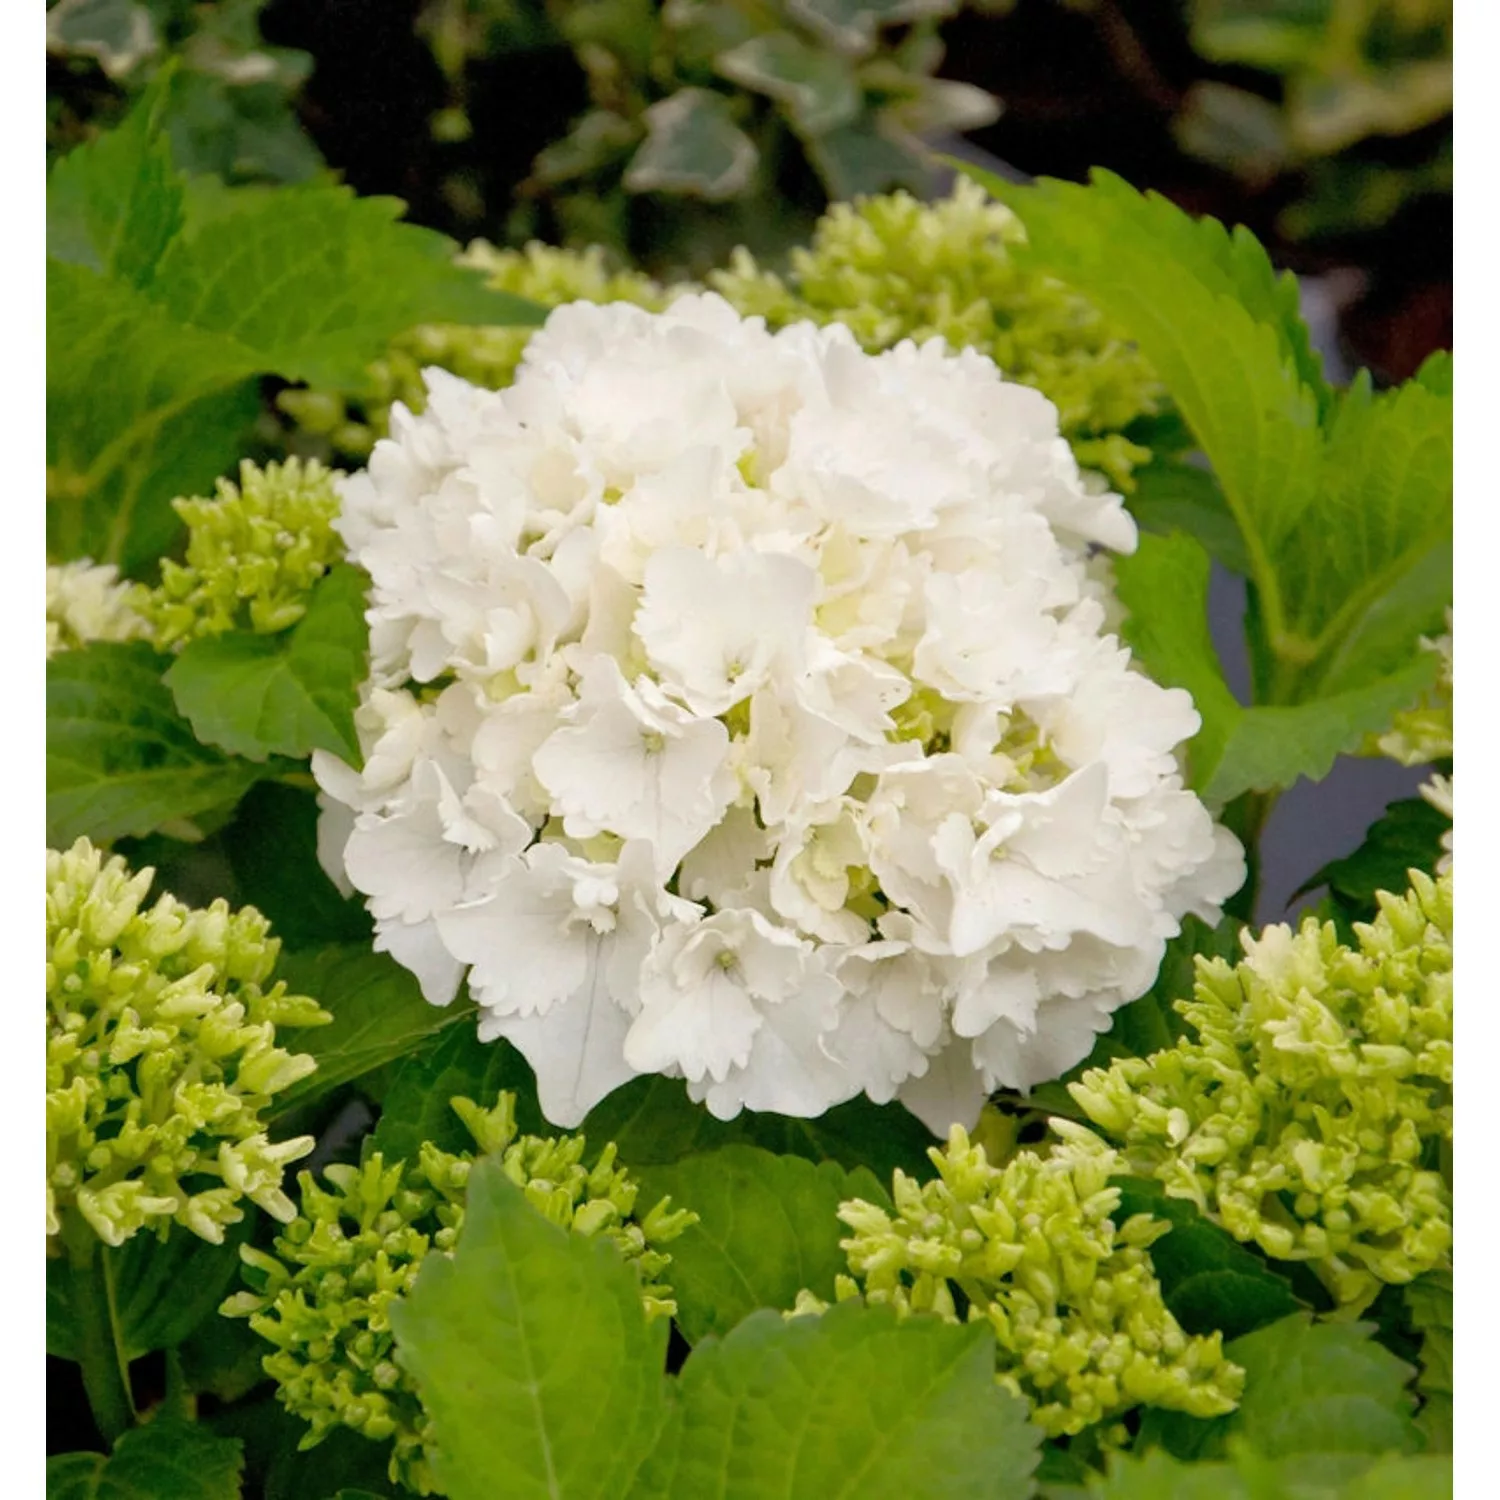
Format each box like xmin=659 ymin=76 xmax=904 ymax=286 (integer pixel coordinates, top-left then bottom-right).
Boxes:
xmin=317 ymin=295 xmax=1243 ymax=1130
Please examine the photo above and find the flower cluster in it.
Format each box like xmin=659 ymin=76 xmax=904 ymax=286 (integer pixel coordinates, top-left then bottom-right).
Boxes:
xmin=46 ymin=839 xmax=329 ymax=1249
xmin=136 ymin=459 xmax=344 ymax=648
xmin=46 ymin=558 xmax=149 ymax=657
xmin=797 ymin=1121 xmax=1243 ymax=1438
xmin=315 ymin=294 xmax=1243 ymax=1132
xmin=278 ymin=242 xmax=666 ymax=462
xmin=710 ymin=180 xmax=1165 ymax=489
xmin=224 ymin=1091 xmax=694 ymax=1495
xmin=1071 ymin=872 xmax=1453 ymax=1311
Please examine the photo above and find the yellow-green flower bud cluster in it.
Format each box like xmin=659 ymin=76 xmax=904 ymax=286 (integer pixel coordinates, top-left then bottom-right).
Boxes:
xmin=709 ymin=179 xmax=1164 ymax=490
xmin=1070 ymin=872 xmax=1453 ymax=1312
xmin=224 ymin=1092 xmax=695 ymax=1496
xmin=277 ymin=242 xmax=667 ymax=461
xmin=46 ymin=558 xmax=150 ymax=657
xmin=135 ymin=459 xmax=344 ymax=648
xmin=47 ymin=838 xmax=329 ymax=1251
xmin=809 ymin=1121 xmax=1243 ymax=1438
xmin=1369 ymin=611 xmax=1452 ymax=768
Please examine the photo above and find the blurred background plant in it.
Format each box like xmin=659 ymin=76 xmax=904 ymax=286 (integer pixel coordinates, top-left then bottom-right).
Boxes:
xmin=46 ymin=0 xmax=324 ymax=182
xmin=407 ymin=0 xmax=1002 ymax=274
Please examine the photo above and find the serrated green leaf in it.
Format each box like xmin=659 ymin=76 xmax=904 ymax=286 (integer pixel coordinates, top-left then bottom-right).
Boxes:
xmin=1205 ymin=655 xmax=1439 ymax=804
xmin=373 ymin=1024 xmax=545 ymax=1160
xmin=629 ymin=1301 xmax=1040 ymax=1500
xmin=47 ymin=69 xmax=183 ymax=286
xmin=965 ymin=166 xmax=1450 ymax=695
xmin=1112 ymin=531 xmax=1440 ymax=803
xmin=1080 ymin=1446 xmax=1450 ymax=1500
xmin=269 ymin=946 xmax=478 ymax=1117
xmin=1113 ymin=1179 xmax=1302 ymax=1341
xmin=583 ymin=1075 xmax=935 ymax=1180
xmin=635 ymin=1146 xmax=887 ymax=1344
xmin=46 ymin=1420 xmax=243 ymax=1500
xmin=155 ymin=180 xmax=545 ymax=388
xmin=164 ymin=564 xmax=369 ymax=763
xmin=1140 ymin=1313 xmax=1422 ymax=1462
xmin=1297 ymin=797 xmax=1450 ymax=911
xmin=47 ymin=641 xmax=272 ymax=846
xmin=391 ymin=1161 xmax=670 ymax=1500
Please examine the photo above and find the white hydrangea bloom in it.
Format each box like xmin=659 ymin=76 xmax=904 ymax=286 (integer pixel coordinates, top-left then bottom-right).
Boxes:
xmin=315 ymin=295 xmax=1244 ymax=1131
xmin=46 ymin=559 xmax=148 ymax=656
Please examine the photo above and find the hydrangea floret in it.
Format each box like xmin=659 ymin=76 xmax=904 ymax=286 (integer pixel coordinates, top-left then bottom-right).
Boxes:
xmin=46 ymin=558 xmax=149 ymax=657
xmin=709 ymin=180 xmax=1165 ymax=488
xmin=1069 ymin=872 xmax=1453 ymax=1312
xmin=223 ymin=1091 xmax=695 ymax=1495
xmin=136 ymin=458 xmax=344 ymax=648
xmin=278 ymin=242 xmax=667 ymax=461
xmin=796 ymin=1120 xmax=1243 ymax=1438
xmin=313 ymin=294 xmax=1243 ymax=1132
xmin=46 ymin=838 xmax=330 ymax=1250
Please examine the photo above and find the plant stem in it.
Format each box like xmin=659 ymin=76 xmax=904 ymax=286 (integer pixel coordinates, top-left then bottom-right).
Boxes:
xmin=64 ymin=1224 xmax=136 ymax=1445
xmin=1221 ymin=789 xmax=1277 ymax=924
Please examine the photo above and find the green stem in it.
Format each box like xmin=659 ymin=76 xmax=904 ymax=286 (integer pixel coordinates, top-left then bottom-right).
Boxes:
xmin=64 ymin=1224 xmax=136 ymax=1445
xmin=1221 ymin=789 xmax=1277 ymax=924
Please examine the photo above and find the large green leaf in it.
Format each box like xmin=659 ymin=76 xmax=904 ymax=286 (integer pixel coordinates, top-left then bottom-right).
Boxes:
xmin=1075 ymin=1446 xmax=1451 ymax=1500
xmin=269 ymin=946 xmax=478 ymax=1117
xmin=47 ymin=84 xmax=545 ymax=569
xmin=1112 ymin=530 xmax=1440 ymax=803
xmin=391 ymin=1161 xmax=670 ymax=1500
xmin=1140 ymin=1313 xmax=1422 ymax=1462
xmin=636 ymin=1146 xmax=887 ymax=1344
xmin=968 ymin=166 xmax=1451 ymax=696
xmin=629 ymin=1302 xmax=1040 ymax=1500
xmin=47 ymin=68 xmax=184 ymax=287
xmin=47 ymin=1421 xmax=243 ymax=1500
xmin=47 ymin=641 xmax=271 ymax=847
xmin=164 ymin=564 xmax=369 ymax=764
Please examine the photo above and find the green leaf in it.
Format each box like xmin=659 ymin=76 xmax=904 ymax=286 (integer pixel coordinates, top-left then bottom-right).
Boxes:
xmin=1297 ymin=797 xmax=1451 ymax=912
xmin=584 ymin=1076 xmax=936 ymax=1181
xmin=1113 ymin=531 xmax=1242 ymax=791
xmin=1079 ymin=1446 xmax=1451 ymax=1499
xmin=1140 ymin=1313 xmax=1422 ymax=1462
xmin=967 ymin=166 xmax=1450 ymax=693
xmin=624 ymin=89 xmax=759 ymax=200
xmin=635 ymin=1146 xmax=887 ymax=1344
xmin=156 ymin=180 xmax=545 ymax=388
xmin=1204 ymin=655 xmax=1439 ymax=805
xmin=218 ymin=781 xmax=372 ymax=949
xmin=47 ymin=69 xmax=183 ymax=286
xmin=1404 ymin=1271 xmax=1452 ymax=1454
xmin=1112 ymin=531 xmax=1441 ymax=803
xmin=46 ymin=1420 xmax=243 ymax=1500
xmin=47 ymin=641 xmax=271 ymax=846
xmin=48 ymin=1220 xmax=256 ymax=1362
xmin=1126 ymin=457 xmax=1251 ymax=578
xmin=629 ymin=1301 xmax=1040 ymax=1500
xmin=390 ymin=1160 xmax=670 ymax=1500
xmin=164 ymin=564 xmax=369 ymax=764
xmin=373 ymin=1024 xmax=546 ymax=1161
xmin=269 ymin=946 xmax=478 ymax=1117
xmin=1112 ymin=1179 xmax=1303 ymax=1342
